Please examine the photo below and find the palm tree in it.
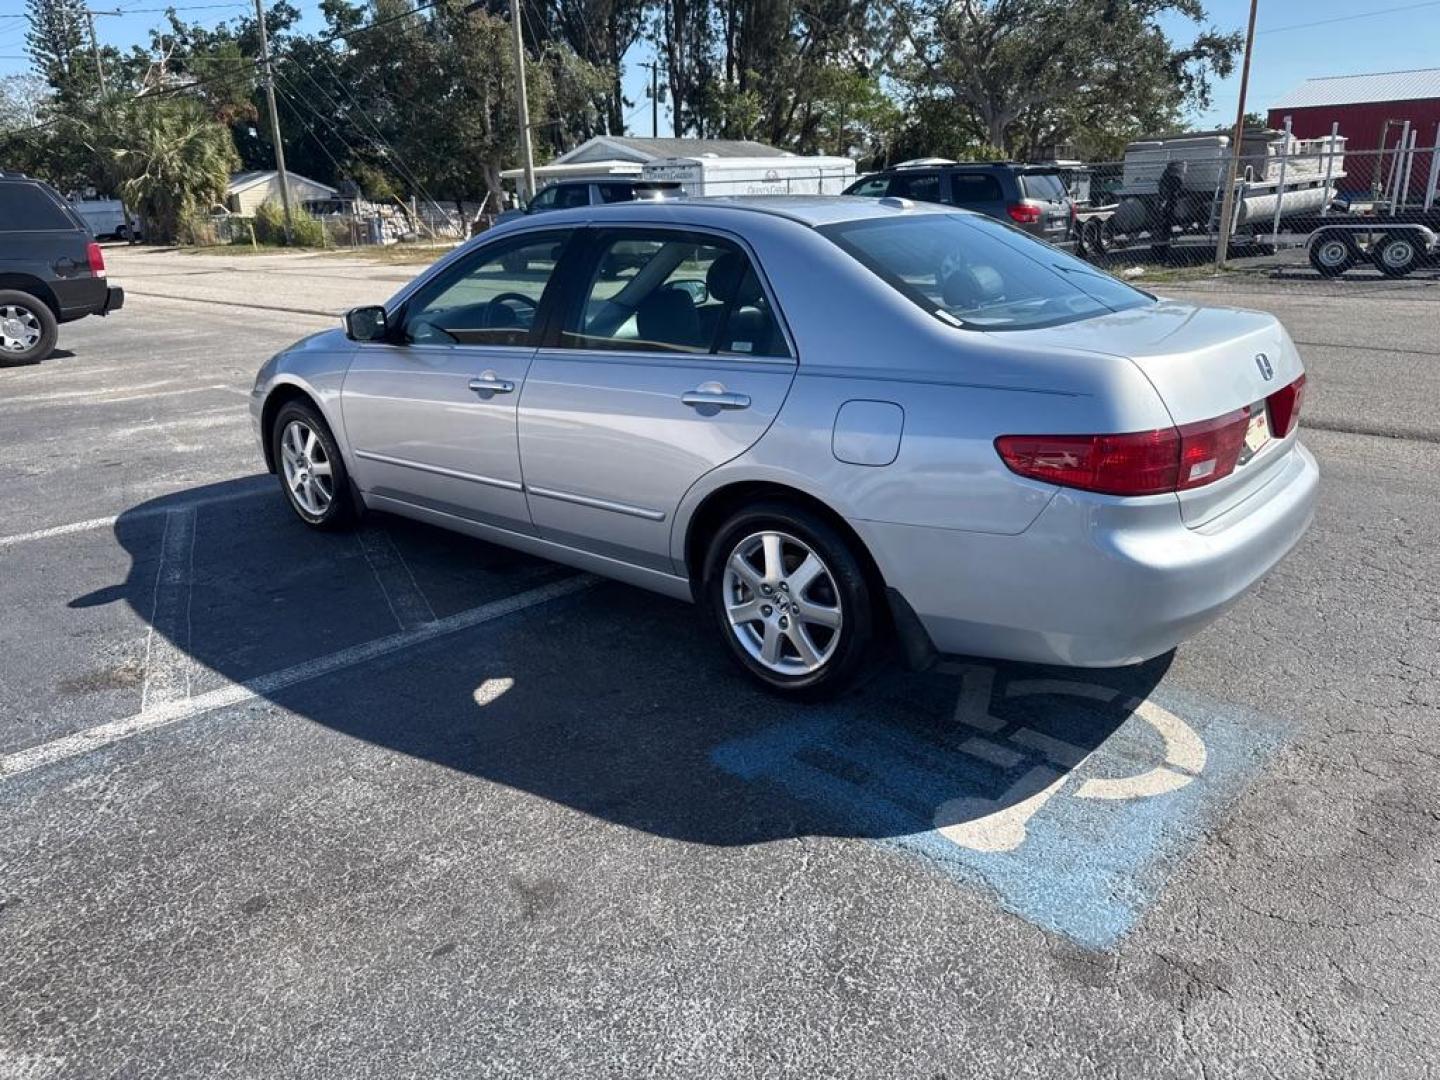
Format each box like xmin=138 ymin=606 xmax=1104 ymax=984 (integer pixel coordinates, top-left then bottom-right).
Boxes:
xmin=108 ymin=96 xmax=238 ymax=244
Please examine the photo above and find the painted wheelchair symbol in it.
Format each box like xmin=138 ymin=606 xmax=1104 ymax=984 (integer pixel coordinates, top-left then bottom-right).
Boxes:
xmin=931 ymin=663 xmax=1207 ymax=853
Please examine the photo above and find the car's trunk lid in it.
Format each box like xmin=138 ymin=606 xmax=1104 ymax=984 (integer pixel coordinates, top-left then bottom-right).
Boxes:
xmin=1011 ymin=301 xmax=1305 ymax=526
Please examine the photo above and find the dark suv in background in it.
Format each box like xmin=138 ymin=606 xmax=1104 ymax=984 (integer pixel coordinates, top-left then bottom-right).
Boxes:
xmin=0 ymin=172 xmax=123 ymax=365
xmin=844 ymin=161 xmax=1076 ymax=249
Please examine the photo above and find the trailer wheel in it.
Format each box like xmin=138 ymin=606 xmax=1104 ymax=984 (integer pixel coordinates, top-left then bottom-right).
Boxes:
xmin=1087 ymin=218 xmax=1110 ymax=257
xmin=1374 ymin=233 xmax=1422 ymax=278
xmin=1310 ymin=233 xmax=1358 ymax=277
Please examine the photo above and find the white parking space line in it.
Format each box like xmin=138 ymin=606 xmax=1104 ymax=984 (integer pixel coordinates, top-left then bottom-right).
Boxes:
xmin=0 ymin=383 xmax=234 ymax=409
xmin=0 ymin=575 xmax=595 ymax=781
xmin=140 ymin=508 xmax=198 ymax=712
xmin=0 ymin=477 xmax=274 ymax=550
xmin=0 ymin=378 xmax=183 ymax=405
xmin=359 ymin=527 xmax=438 ymax=630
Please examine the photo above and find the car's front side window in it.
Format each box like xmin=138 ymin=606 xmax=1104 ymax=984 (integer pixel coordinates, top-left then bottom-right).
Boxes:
xmin=402 ymin=232 xmax=572 ymax=347
xmin=558 ymin=230 xmax=790 ymax=358
xmin=820 ymin=213 xmax=1152 ymax=332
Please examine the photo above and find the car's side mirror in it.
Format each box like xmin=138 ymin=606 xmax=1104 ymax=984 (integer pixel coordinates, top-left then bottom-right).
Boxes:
xmin=344 ymin=305 xmax=389 ymax=342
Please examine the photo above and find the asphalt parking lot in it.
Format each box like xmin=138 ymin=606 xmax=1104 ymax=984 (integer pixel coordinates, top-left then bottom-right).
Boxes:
xmin=2 ymin=250 xmax=1438 ymax=1079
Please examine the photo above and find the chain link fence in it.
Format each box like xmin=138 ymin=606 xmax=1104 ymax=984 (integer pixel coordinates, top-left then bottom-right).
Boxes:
xmin=1066 ymin=134 xmax=1440 ymax=285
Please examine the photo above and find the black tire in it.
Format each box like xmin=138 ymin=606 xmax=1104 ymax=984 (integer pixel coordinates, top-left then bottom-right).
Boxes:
xmin=270 ymin=400 xmax=358 ymax=531
xmin=0 ymin=289 xmax=59 ymax=367
xmin=1374 ymin=233 xmax=1422 ymax=278
xmin=703 ymin=501 xmax=875 ymax=699
xmin=1309 ymin=233 xmax=1357 ymax=277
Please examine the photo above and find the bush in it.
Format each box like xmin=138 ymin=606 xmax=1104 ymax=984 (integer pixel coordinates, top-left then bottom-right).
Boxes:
xmin=252 ymin=200 xmax=327 ymax=247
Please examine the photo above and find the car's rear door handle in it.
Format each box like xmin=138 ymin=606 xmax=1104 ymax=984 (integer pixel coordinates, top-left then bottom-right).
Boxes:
xmin=468 ymin=372 xmax=515 ymax=394
xmin=681 ymin=388 xmax=751 ymax=410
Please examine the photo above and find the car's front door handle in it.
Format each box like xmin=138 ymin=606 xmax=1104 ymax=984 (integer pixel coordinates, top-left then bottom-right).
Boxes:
xmin=681 ymin=388 xmax=751 ymax=411
xmin=468 ymin=373 xmax=515 ymax=395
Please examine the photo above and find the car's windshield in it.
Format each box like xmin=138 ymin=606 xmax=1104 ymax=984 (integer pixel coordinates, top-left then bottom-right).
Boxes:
xmin=819 ymin=212 xmax=1152 ymax=331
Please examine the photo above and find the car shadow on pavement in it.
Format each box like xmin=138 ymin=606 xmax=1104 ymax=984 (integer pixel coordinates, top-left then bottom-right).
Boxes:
xmin=81 ymin=477 xmax=1174 ymax=849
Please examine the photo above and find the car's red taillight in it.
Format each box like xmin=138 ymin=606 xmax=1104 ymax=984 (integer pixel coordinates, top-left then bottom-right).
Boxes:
xmin=1006 ymin=203 xmax=1042 ymax=224
xmin=1267 ymin=374 xmax=1305 ymax=438
xmin=86 ymin=241 xmax=106 ymax=278
xmin=996 ymin=408 xmax=1256 ymax=496
xmin=994 ymin=428 xmax=1181 ymax=495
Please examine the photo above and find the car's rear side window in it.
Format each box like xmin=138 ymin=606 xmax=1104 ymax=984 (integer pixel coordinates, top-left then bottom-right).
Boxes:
xmin=885 ymin=172 xmax=943 ymax=204
xmin=0 ymin=183 xmax=77 ymax=232
xmin=1019 ymin=172 xmax=1068 ymax=202
xmin=560 ymin=229 xmax=790 ymax=359
xmin=596 ymin=183 xmax=633 ymax=204
xmin=950 ymin=173 xmax=1003 ymax=203
xmin=820 ymin=212 xmax=1151 ymax=332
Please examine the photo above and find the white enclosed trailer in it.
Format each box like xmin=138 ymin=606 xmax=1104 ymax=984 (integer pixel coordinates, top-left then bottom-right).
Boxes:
xmin=639 ymin=155 xmax=856 ymax=197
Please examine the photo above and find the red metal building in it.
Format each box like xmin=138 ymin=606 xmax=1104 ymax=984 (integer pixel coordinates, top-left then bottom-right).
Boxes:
xmin=1268 ymin=68 xmax=1440 ymax=203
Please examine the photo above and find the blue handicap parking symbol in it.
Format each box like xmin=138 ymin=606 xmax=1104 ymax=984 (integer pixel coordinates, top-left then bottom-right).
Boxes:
xmin=712 ymin=663 xmax=1288 ymax=950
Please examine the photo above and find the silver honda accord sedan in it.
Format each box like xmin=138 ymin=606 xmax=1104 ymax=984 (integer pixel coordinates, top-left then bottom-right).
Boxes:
xmin=251 ymin=196 xmax=1317 ymax=697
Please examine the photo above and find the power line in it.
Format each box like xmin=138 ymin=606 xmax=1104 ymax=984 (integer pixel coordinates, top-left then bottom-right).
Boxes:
xmin=1257 ymin=0 xmax=1440 ymax=34
xmin=305 ymin=48 xmax=451 ymax=216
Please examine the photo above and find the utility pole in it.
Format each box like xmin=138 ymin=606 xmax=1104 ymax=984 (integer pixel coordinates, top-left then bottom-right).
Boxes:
xmin=1214 ymin=0 xmax=1259 ymax=271
xmin=509 ymin=0 xmax=536 ymax=202
xmin=83 ymin=9 xmax=121 ymax=95
xmin=462 ymin=0 xmax=534 ymax=202
xmin=253 ymin=0 xmax=294 ymax=243
xmin=643 ymin=61 xmax=658 ymax=138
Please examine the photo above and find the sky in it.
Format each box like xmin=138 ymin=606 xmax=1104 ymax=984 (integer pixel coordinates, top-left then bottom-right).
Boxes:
xmin=3 ymin=0 xmax=1439 ymax=140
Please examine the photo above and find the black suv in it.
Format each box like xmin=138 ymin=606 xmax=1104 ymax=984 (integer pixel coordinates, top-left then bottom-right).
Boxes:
xmin=845 ymin=161 xmax=1076 ymax=249
xmin=0 ymin=172 xmax=124 ymax=365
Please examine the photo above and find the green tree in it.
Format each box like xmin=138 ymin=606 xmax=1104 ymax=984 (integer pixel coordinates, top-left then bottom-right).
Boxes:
xmin=24 ymin=0 xmax=87 ymax=96
xmin=108 ymin=96 xmax=240 ymax=243
xmin=891 ymin=0 xmax=1242 ymax=159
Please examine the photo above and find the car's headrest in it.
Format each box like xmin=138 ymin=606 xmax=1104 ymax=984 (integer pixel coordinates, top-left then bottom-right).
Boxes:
xmin=707 ymin=252 xmax=763 ymax=306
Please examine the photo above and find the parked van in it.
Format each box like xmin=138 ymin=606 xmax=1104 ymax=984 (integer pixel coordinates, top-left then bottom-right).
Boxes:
xmin=69 ymin=198 xmax=140 ymax=241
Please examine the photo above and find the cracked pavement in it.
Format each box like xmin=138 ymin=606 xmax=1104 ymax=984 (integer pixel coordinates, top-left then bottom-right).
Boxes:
xmin=0 ymin=251 xmax=1436 ymax=1079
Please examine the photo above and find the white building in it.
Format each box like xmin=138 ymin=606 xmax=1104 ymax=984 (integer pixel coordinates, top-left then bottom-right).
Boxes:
xmin=499 ymin=136 xmax=796 ymax=185
xmin=226 ymin=171 xmax=339 ymax=216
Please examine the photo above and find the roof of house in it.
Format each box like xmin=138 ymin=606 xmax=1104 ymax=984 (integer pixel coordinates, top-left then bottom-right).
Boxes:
xmin=227 ymin=170 xmax=339 ymax=196
xmin=553 ymin=136 xmax=791 ymax=166
xmin=1271 ymin=68 xmax=1440 ymax=110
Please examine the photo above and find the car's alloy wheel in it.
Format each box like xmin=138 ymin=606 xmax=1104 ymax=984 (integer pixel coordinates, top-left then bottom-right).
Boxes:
xmin=270 ymin=401 xmax=356 ymax=530
xmin=0 ymin=291 xmax=58 ymax=366
xmin=722 ymin=530 xmax=843 ymax=676
xmin=279 ymin=419 xmax=336 ymax=517
xmin=0 ymin=304 xmax=42 ymax=355
xmin=705 ymin=502 xmax=874 ymax=698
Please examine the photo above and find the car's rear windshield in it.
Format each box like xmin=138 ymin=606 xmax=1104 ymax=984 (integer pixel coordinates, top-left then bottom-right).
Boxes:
xmin=1019 ymin=171 xmax=1068 ymax=202
xmin=818 ymin=212 xmax=1152 ymax=331
xmin=0 ymin=182 xmax=79 ymax=232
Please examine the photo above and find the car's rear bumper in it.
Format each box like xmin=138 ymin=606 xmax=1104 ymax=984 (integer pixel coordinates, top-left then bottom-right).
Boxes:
xmin=859 ymin=441 xmax=1318 ymax=668
xmin=103 ymin=286 xmax=124 ymax=314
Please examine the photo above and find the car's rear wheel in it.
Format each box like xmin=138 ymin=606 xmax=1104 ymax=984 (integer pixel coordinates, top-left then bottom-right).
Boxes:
xmin=271 ymin=401 xmax=357 ymax=530
xmin=704 ymin=502 xmax=874 ymax=699
xmin=0 ymin=290 xmax=58 ymax=366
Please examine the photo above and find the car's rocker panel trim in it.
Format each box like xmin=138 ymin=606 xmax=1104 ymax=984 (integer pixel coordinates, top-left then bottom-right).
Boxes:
xmin=365 ymin=492 xmax=692 ymax=599
xmin=353 ymin=449 xmax=524 ymax=492
xmin=525 ymin=484 xmax=667 ymax=522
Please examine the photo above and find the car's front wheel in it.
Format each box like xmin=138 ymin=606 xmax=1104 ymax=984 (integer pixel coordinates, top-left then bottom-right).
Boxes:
xmin=0 ymin=290 xmax=58 ymax=366
xmin=704 ymin=502 xmax=875 ymax=698
xmin=270 ymin=401 xmax=357 ymax=530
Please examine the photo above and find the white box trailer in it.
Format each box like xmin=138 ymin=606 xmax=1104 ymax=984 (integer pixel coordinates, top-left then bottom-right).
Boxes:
xmin=639 ymin=155 xmax=856 ymax=197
